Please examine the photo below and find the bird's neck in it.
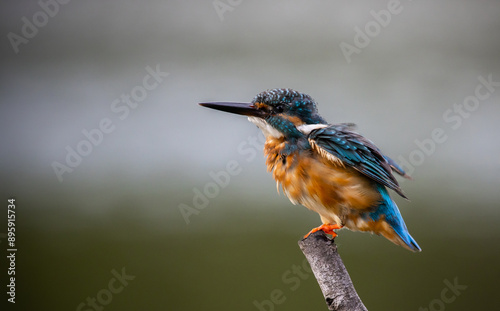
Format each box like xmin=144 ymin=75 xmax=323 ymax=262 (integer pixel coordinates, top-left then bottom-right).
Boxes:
xmin=263 ymin=135 xmax=311 ymax=168
xmin=264 ymin=136 xmax=288 ymax=158
xmin=264 ymin=136 xmax=290 ymax=175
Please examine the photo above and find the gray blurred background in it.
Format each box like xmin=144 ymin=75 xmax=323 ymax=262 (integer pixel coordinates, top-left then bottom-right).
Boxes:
xmin=1 ymin=0 xmax=499 ymax=310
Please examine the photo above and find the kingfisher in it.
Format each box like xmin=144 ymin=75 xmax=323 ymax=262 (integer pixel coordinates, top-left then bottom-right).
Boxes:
xmin=199 ymin=88 xmax=421 ymax=252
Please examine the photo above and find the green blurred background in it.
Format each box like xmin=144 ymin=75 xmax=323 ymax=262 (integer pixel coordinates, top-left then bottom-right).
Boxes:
xmin=1 ymin=1 xmax=499 ymax=310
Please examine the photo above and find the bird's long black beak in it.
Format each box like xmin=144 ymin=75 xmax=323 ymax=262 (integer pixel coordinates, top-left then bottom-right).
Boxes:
xmin=199 ymin=102 xmax=265 ymax=118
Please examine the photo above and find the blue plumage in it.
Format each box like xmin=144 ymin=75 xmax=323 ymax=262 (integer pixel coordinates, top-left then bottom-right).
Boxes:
xmin=369 ymin=184 xmax=421 ymax=251
xmin=309 ymin=125 xmax=408 ymax=198
xmin=200 ymin=88 xmax=421 ymax=252
xmin=252 ymin=88 xmax=326 ymax=125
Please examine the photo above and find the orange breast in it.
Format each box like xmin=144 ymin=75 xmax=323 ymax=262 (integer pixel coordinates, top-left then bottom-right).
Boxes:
xmin=264 ymin=137 xmax=382 ymax=226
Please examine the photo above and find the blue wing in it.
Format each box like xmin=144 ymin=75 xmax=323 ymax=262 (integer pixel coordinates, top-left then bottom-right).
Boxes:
xmin=308 ymin=124 xmax=409 ymax=198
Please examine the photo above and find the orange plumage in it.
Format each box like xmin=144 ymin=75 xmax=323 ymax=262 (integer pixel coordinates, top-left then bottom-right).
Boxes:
xmin=199 ymin=88 xmax=421 ymax=251
xmin=264 ymin=136 xmax=397 ymax=243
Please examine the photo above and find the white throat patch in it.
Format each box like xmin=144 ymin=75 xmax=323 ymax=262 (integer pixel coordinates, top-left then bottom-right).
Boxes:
xmin=248 ymin=117 xmax=283 ymax=138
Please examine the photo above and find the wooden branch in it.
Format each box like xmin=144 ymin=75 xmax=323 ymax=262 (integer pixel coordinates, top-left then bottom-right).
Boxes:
xmin=298 ymin=231 xmax=368 ymax=311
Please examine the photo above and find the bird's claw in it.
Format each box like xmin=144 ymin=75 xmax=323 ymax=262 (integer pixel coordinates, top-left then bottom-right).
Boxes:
xmin=304 ymin=224 xmax=343 ymax=239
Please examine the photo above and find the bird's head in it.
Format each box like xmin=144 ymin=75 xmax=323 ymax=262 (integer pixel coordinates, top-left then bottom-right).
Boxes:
xmin=200 ymin=88 xmax=327 ymax=138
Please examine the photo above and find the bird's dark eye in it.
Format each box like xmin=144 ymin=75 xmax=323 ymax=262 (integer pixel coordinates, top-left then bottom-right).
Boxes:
xmin=275 ymin=106 xmax=284 ymax=113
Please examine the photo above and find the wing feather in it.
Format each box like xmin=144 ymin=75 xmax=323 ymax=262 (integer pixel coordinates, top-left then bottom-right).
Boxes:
xmin=308 ymin=125 xmax=408 ymax=198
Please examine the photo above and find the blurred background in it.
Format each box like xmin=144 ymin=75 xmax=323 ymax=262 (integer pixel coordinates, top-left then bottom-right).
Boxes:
xmin=1 ymin=0 xmax=499 ymax=310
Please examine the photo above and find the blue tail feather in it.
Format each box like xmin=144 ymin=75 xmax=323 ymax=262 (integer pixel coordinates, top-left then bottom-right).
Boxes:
xmin=370 ymin=184 xmax=421 ymax=252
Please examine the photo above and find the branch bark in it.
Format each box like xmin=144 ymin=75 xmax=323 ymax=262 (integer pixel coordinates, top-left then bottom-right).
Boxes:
xmin=298 ymin=231 xmax=368 ymax=311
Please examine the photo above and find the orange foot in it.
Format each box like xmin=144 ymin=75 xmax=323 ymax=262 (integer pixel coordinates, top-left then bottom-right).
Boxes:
xmin=304 ymin=224 xmax=343 ymax=239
